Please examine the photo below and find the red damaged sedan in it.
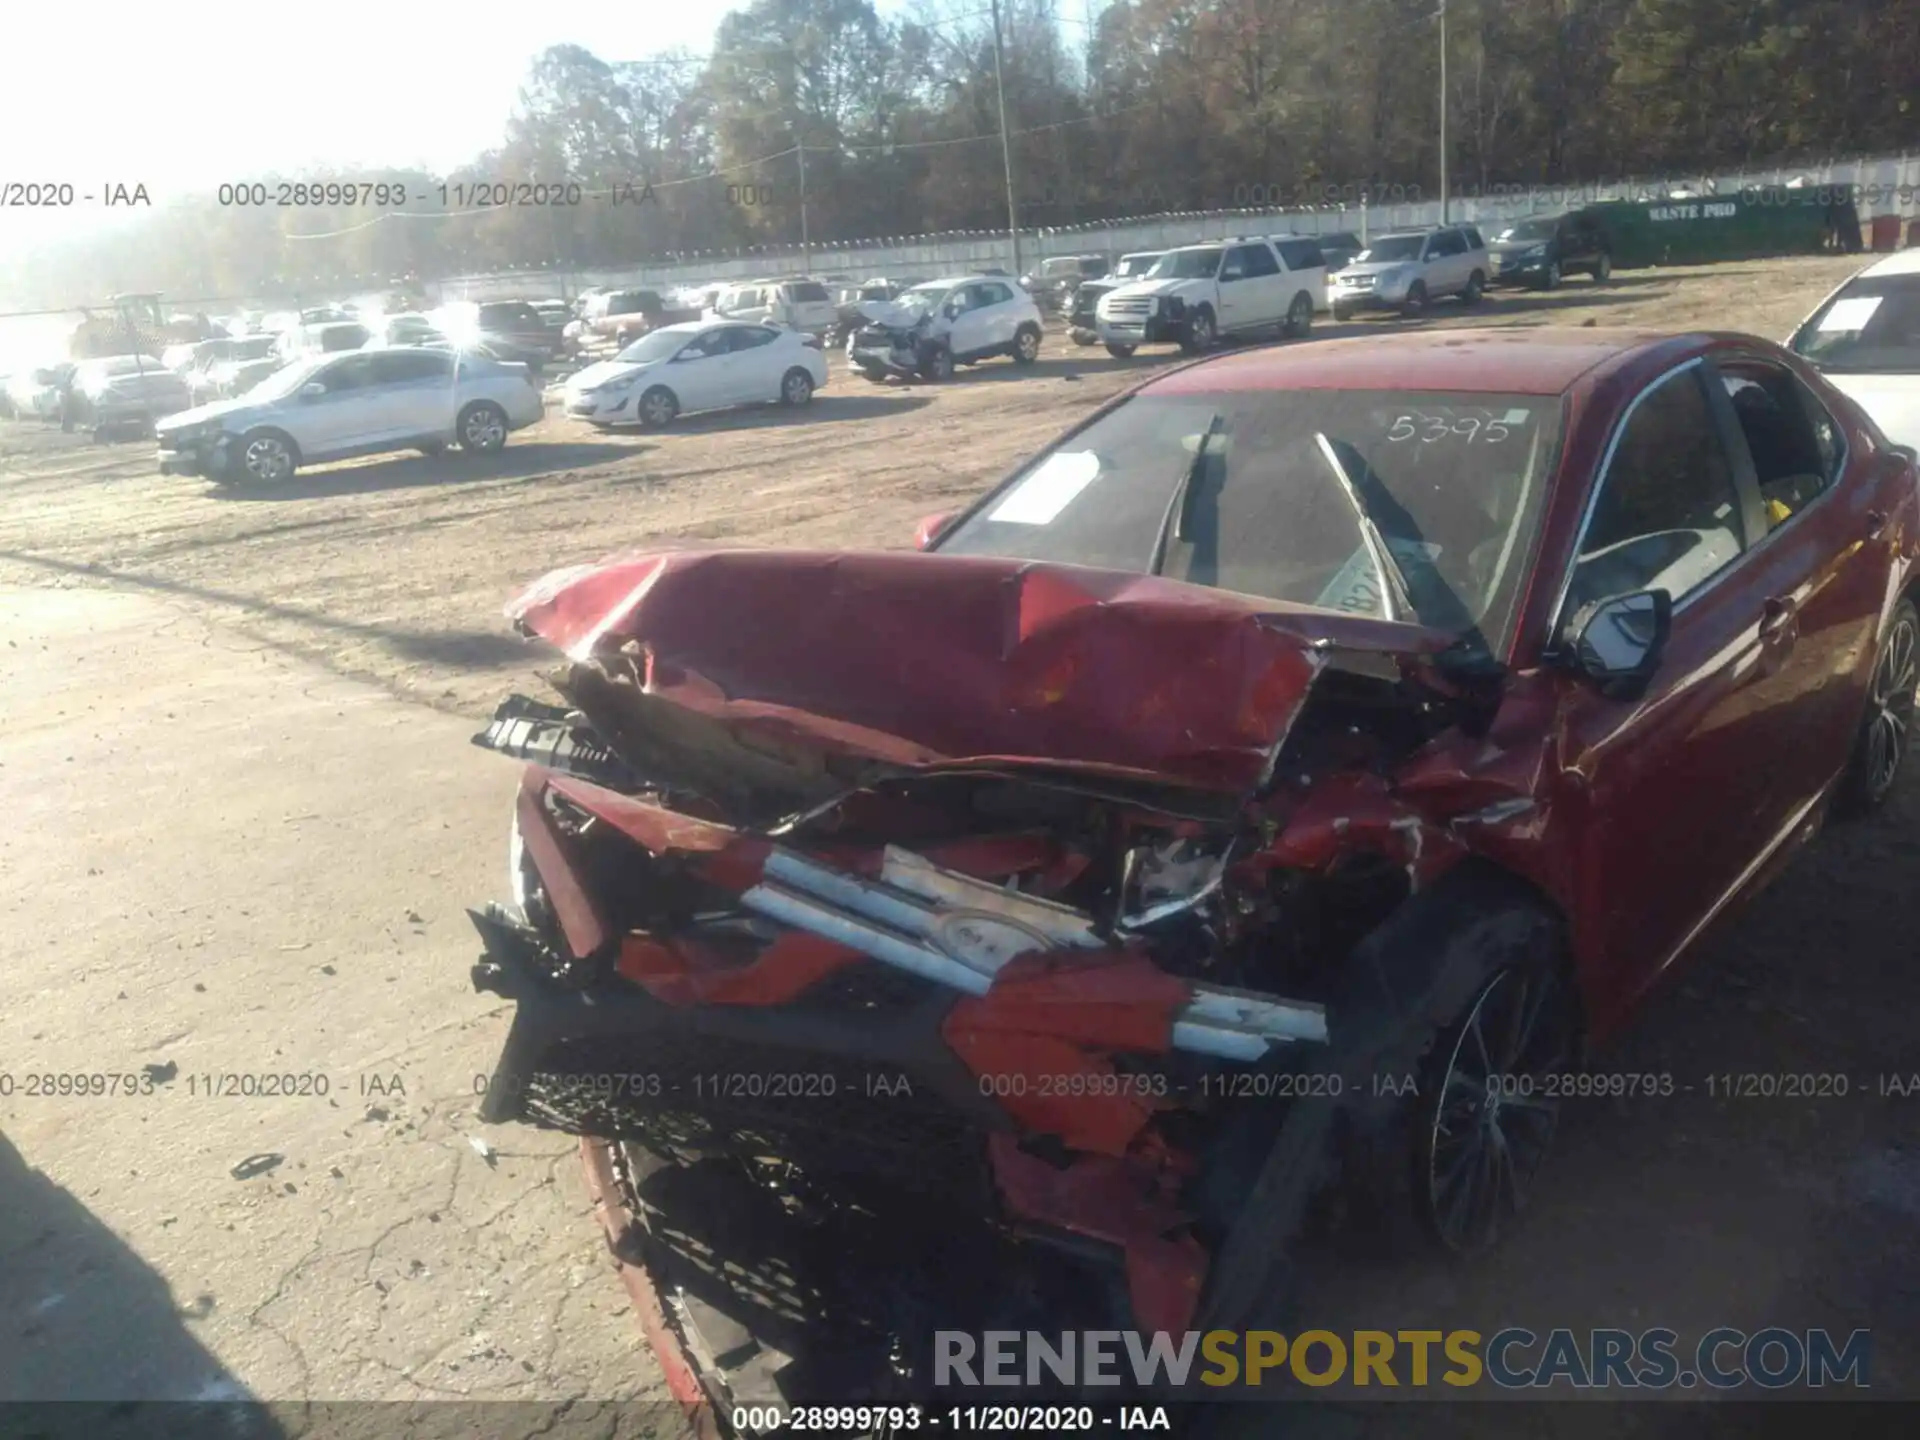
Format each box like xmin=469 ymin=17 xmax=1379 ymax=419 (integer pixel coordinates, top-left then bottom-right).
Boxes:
xmin=466 ymin=327 xmax=1920 ymax=1409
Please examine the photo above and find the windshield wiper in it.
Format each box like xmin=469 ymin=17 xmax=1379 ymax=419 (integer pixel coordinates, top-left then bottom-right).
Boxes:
xmin=1148 ymin=413 xmax=1225 ymax=575
xmin=1312 ymin=432 xmax=1414 ymax=622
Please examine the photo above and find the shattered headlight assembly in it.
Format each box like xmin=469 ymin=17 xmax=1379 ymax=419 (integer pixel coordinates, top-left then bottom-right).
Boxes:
xmin=1117 ymin=836 xmax=1229 ymax=931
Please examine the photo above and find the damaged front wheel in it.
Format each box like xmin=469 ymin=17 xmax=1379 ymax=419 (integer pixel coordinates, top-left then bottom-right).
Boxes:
xmin=1336 ymin=880 xmax=1577 ymax=1260
xmin=1419 ymin=961 xmax=1574 ymax=1253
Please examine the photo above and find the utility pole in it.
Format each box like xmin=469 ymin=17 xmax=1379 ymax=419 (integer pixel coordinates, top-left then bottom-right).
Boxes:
xmin=990 ymin=0 xmax=1021 ymax=277
xmin=1438 ymin=0 xmax=1449 ymax=225
xmin=796 ymin=139 xmax=811 ymax=273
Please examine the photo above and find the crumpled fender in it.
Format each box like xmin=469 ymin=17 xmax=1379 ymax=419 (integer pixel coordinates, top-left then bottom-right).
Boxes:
xmin=941 ymin=949 xmax=1190 ymax=1155
xmin=988 ymin=1135 xmax=1207 ymax=1337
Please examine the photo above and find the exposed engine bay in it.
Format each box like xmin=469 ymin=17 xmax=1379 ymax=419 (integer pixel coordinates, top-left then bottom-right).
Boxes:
xmin=466 ymin=547 xmax=1538 ymax=1421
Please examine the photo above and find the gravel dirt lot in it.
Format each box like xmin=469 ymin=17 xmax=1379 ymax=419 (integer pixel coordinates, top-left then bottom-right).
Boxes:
xmin=3 ymin=254 xmax=1915 ymax=1427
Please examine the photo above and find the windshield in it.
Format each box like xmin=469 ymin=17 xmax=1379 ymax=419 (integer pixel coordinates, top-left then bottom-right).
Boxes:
xmin=899 ymin=286 xmax=948 ymax=315
xmin=1790 ymin=275 xmax=1920 ymax=375
xmin=1117 ymin=255 xmax=1163 ymax=277
xmin=934 ymin=389 xmax=1563 ymax=654
xmin=1355 ymin=235 xmax=1426 ymax=263
xmin=616 ymin=329 xmax=693 ymax=364
xmin=1496 ymin=218 xmax=1558 ymax=243
xmin=1149 ymin=249 xmax=1223 ymax=280
xmin=248 ymin=357 xmax=328 ymax=399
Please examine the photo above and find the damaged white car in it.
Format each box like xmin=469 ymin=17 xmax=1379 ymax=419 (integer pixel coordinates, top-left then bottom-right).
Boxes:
xmin=846 ymin=276 xmax=1044 ymax=382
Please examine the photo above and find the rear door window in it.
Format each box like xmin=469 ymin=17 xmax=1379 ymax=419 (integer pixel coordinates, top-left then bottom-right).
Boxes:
xmin=728 ymin=326 xmax=779 ymax=351
xmin=1716 ymin=359 xmax=1843 ymax=521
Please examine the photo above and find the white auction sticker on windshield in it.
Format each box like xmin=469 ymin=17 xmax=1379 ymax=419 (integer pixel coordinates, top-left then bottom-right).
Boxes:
xmin=1500 ymin=408 xmax=1531 ymax=426
xmin=1818 ymin=296 xmax=1882 ymax=332
xmin=988 ymin=451 xmax=1102 ymax=525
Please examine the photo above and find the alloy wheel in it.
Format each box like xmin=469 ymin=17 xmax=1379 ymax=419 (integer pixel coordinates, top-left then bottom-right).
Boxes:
xmin=1864 ymin=611 xmax=1918 ymax=800
xmin=243 ymin=435 xmax=292 ymax=482
xmin=462 ymin=406 xmax=506 ymax=450
xmin=783 ymin=371 xmax=813 ymax=404
xmin=1422 ymin=965 xmax=1573 ymax=1253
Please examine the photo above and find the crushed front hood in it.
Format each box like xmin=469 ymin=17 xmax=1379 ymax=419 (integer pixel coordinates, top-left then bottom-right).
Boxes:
xmin=854 ymin=299 xmax=928 ymax=329
xmin=508 ymin=549 xmax=1457 ymax=795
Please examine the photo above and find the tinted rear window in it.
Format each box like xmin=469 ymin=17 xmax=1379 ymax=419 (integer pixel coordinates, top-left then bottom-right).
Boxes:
xmin=788 ymin=282 xmax=830 ymax=302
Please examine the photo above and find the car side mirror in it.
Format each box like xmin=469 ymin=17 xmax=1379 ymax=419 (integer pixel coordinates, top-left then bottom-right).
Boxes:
xmin=914 ymin=512 xmax=955 ymax=551
xmin=1559 ymin=589 xmax=1672 ymax=698
xmin=300 ymin=381 xmax=327 ymax=397
xmin=1890 ymin=444 xmax=1918 ymax=466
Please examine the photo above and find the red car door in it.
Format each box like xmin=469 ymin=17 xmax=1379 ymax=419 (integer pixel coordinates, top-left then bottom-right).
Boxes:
xmin=1707 ymin=351 xmax=1903 ymax=818
xmin=1547 ymin=359 xmax=1799 ymax=1033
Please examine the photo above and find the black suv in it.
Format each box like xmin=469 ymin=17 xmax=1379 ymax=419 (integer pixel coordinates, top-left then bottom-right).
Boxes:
xmin=1485 ymin=209 xmax=1613 ymax=289
xmin=1316 ymin=231 xmax=1364 ymax=272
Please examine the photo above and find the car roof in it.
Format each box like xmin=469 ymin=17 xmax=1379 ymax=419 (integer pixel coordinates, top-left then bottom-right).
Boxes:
xmin=916 ymin=275 xmax=1001 ymax=288
xmin=1860 ymin=249 xmax=1920 ymax=279
xmin=1143 ymin=327 xmax=1724 ymax=398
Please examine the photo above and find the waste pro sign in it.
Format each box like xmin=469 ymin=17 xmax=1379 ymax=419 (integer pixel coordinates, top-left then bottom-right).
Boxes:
xmin=1586 ymin=194 xmax=1851 ymax=267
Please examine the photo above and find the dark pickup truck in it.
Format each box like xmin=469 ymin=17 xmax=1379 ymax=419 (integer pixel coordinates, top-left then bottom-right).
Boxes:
xmin=568 ymin=289 xmax=704 ymax=350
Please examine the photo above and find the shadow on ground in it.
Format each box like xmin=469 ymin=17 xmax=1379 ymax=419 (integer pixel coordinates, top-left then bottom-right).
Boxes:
xmin=0 ymin=549 xmax=535 ymax=676
xmin=659 ymin=393 xmax=934 ymax=434
xmin=211 ymin=441 xmax=637 ymax=501
xmin=0 ymin=1131 xmax=286 ymax=1436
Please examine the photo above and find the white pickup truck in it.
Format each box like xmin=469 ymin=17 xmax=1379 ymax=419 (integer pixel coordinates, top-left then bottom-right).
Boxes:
xmin=1094 ymin=235 xmax=1327 ymax=356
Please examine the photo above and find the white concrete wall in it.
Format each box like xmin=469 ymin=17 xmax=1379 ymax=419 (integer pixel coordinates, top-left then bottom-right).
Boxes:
xmin=429 ymin=151 xmax=1920 ymax=303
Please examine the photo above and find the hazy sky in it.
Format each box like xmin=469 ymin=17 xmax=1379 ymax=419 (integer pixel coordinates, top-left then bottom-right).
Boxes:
xmin=0 ymin=1 xmax=906 ymax=258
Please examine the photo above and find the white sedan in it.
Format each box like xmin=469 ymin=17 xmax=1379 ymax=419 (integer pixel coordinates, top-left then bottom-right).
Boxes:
xmin=1788 ymin=248 xmax=1920 ymax=451
xmin=154 ymin=346 xmax=545 ymax=484
xmin=561 ymin=320 xmax=827 ymax=428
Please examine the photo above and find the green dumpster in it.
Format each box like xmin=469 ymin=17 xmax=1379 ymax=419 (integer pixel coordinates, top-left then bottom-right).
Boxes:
xmin=1583 ymin=192 xmax=1862 ymax=269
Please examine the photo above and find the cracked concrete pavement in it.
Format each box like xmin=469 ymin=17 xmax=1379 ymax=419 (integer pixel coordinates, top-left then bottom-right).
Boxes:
xmin=0 ymin=586 xmax=682 ymax=1434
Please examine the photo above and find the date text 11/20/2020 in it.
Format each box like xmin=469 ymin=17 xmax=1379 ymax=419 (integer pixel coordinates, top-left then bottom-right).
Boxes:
xmin=729 ymin=1404 xmax=1173 ymax=1433
xmin=211 ymin=180 xmax=665 ymax=208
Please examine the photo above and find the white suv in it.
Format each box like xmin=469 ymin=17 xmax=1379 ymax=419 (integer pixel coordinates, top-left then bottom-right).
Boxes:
xmin=1094 ymin=235 xmax=1324 ymax=356
xmin=709 ymin=278 xmax=838 ymax=336
xmin=845 ymin=276 xmax=1044 ymax=382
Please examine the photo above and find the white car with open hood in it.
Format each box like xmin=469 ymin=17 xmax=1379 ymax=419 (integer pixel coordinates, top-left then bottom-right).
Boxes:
xmin=1787 ymin=248 xmax=1920 ymax=453
xmin=154 ymin=346 xmax=544 ymax=484
xmin=844 ymin=275 xmax=1044 ymax=381
xmin=561 ymin=320 xmax=827 ymax=428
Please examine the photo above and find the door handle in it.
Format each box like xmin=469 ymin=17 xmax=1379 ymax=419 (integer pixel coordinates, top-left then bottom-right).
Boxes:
xmin=1759 ymin=595 xmax=1798 ymax=639
xmin=1867 ymin=508 xmax=1891 ymax=539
